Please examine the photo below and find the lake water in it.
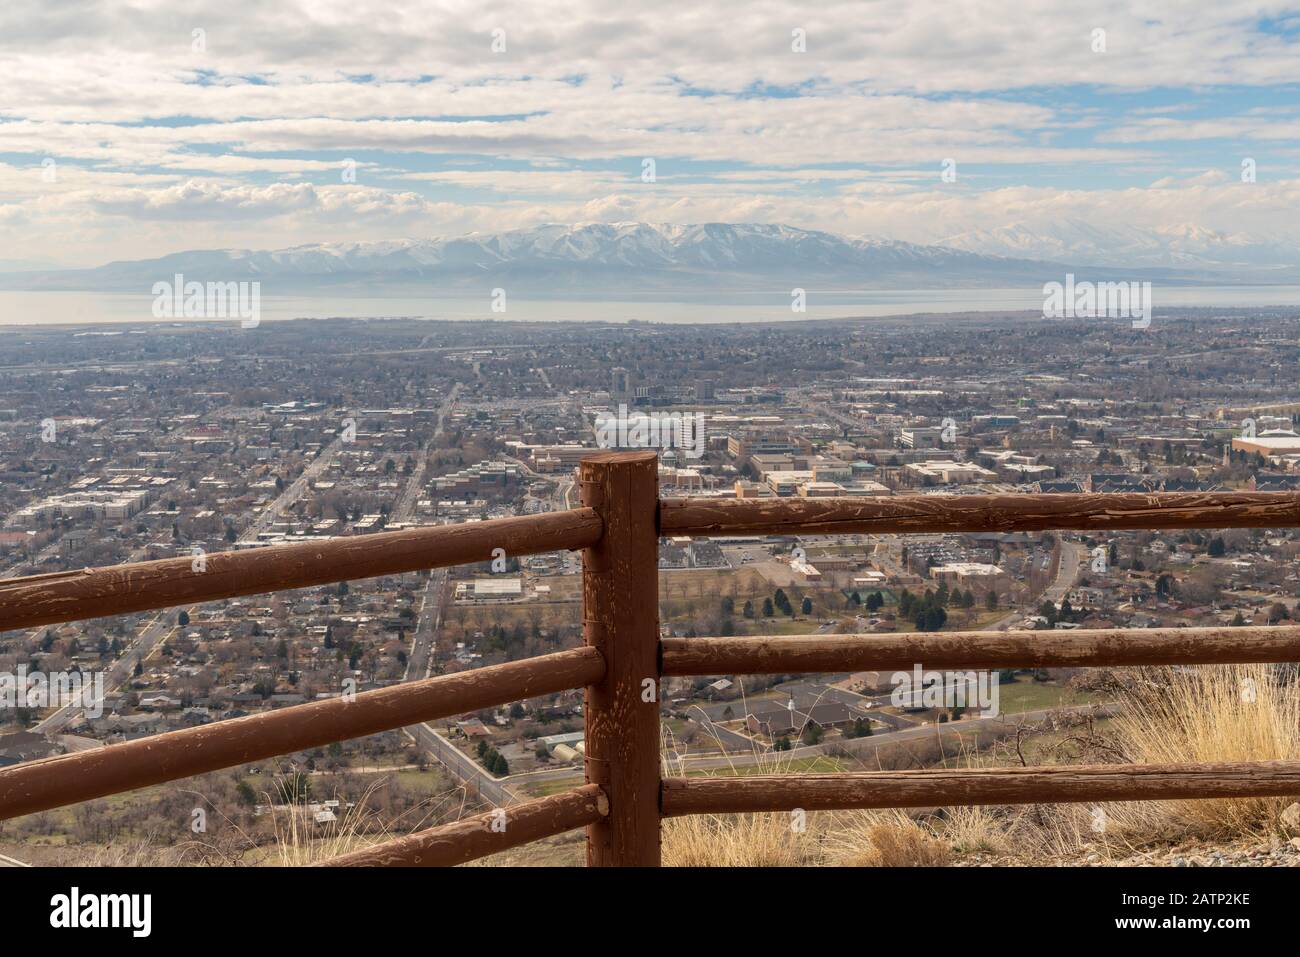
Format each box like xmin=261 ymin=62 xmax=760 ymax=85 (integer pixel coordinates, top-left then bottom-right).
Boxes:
xmin=0 ymin=286 xmax=1298 ymax=327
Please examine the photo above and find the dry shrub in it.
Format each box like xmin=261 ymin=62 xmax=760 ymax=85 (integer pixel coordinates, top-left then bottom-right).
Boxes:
xmin=825 ymin=810 xmax=951 ymax=867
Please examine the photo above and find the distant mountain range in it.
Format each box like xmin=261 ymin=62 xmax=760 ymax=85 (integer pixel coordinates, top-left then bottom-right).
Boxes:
xmin=938 ymin=219 xmax=1300 ymax=275
xmin=3 ymin=222 xmax=1296 ymax=298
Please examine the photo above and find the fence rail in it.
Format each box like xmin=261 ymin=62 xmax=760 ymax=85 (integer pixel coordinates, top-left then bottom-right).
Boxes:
xmin=660 ymin=760 xmax=1300 ymax=815
xmin=0 ymin=455 xmax=1297 ymax=866
xmin=0 ymin=507 xmax=602 ymax=632
xmin=661 ymin=625 xmax=1300 ymax=674
xmin=0 ymin=646 xmax=603 ymax=821
xmin=319 ymin=785 xmax=609 ymax=867
xmin=659 ymin=491 xmax=1300 ymax=537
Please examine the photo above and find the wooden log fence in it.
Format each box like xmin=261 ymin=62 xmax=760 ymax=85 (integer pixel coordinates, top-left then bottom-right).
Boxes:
xmin=0 ymin=455 xmax=1297 ymax=865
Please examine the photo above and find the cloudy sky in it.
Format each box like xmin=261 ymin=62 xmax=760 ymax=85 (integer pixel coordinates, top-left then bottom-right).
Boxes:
xmin=2 ymin=0 xmax=1299 ymax=268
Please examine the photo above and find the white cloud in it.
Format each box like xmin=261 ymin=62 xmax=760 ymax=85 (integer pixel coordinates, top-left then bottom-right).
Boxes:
xmin=0 ymin=0 xmax=1298 ymax=264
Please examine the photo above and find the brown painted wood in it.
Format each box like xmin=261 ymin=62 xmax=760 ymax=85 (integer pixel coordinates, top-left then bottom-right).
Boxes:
xmin=581 ymin=451 xmax=661 ymax=866
xmin=0 ymin=507 xmax=602 ymax=633
xmin=661 ymin=625 xmax=1300 ymax=675
xmin=659 ymin=491 xmax=1300 ymax=537
xmin=661 ymin=760 xmax=1300 ymax=815
xmin=318 ymin=785 xmax=608 ymax=867
xmin=0 ymin=646 xmax=604 ymax=821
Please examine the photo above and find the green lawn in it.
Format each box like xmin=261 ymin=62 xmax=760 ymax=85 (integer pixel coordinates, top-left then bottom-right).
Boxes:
xmin=996 ymin=680 xmax=1108 ymax=714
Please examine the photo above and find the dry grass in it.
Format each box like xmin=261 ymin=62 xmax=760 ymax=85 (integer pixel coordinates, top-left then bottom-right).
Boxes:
xmin=1105 ymin=664 xmax=1300 ymax=840
xmin=661 ymin=806 xmax=960 ymax=867
xmin=656 ymin=665 xmax=1300 ymax=865
xmin=823 ymin=810 xmax=951 ymax=866
xmin=936 ymin=804 xmax=1015 ymax=856
xmin=659 ymin=715 xmax=960 ymax=866
xmin=74 ymin=839 xmax=184 ymax=867
xmin=663 ymin=811 xmax=820 ymax=866
xmin=660 ymin=712 xmax=830 ymax=866
xmin=68 ymin=666 xmax=1261 ymax=868
xmin=264 ymin=776 xmax=468 ymax=866
xmin=965 ymin=664 xmax=1300 ymax=860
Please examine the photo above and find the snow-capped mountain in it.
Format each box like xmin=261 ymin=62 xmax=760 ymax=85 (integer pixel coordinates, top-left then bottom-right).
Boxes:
xmin=0 ymin=221 xmax=1272 ymax=297
xmin=937 ymin=220 xmax=1300 ymax=275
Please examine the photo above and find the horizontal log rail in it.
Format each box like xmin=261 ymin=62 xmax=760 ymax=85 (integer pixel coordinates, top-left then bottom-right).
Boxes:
xmin=318 ymin=784 xmax=609 ymax=867
xmin=0 ymin=507 xmax=602 ymax=633
xmin=0 ymin=646 xmax=604 ymax=821
xmin=660 ymin=491 xmax=1300 ymax=538
xmin=661 ymin=625 xmax=1300 ymax=675
xmin=661 ymin=760 xmax=1300 ymax=816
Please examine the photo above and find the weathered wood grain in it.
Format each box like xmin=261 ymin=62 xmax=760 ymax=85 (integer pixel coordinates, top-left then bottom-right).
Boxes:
xmin=660 ymin=491 xmax=1300 ymax=537
xmin=661 ymin=626 xmax=1300 ymax=675
xmin=661 ymin=761 xmax=1300 ymax=815
xmin=0 ymin=646 xmax=604 ymax=821
xmin=318 ymin=785 xmax=608 ymax=867
xmin=581 ymin=451 xmax=662 ymax=866
xmin=0 ymin=507 xmax=602 ymax=632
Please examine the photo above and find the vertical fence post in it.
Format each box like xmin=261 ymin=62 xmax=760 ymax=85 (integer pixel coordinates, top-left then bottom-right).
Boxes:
xmin=580 ymin=450 xmax=661 ymax=866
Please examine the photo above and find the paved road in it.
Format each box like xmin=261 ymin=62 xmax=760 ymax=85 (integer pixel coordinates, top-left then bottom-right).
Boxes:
xmin=404 ymin=570 xmax=447 ymax=682
xmin=244 ymin=432 xmax=346 ymax=539
xmin=404 ymin=722 xmax=519 ymax=805
xmin=394 ymin=386 xmax=520 ymax=804
xmin=0 ymin=537 xmax=64 ymax=581
xmin=1043 ymin=539 xmax=1084 ymax=605
xmin=982 ymin=537 xmax=1085 ymax=630
xmin=792 ymin=392 xmax=867 ymax=431
xmin=673 ymin=701 xmax=1115 ymax=773
xmin=33 ymin=609 xmax=178 ymax=733
xmin=392 ymin=383 xmax=461 ymax=522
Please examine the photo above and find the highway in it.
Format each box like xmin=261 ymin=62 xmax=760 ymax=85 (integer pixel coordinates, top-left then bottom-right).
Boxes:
xmin=243 ymin=431 xmax=347 ymax=539
xmin=392 ymin=383 xmax=461 ymax=522
xmin=1043 ymin=539 xmax=1084 ymax=605
xmin=397 ymin=535 xmax=515 ymax=804
xmin=403 ymin=569 xmax=447 ymax=682
xmin=398 ymin=561 xmax=519 ymax=804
